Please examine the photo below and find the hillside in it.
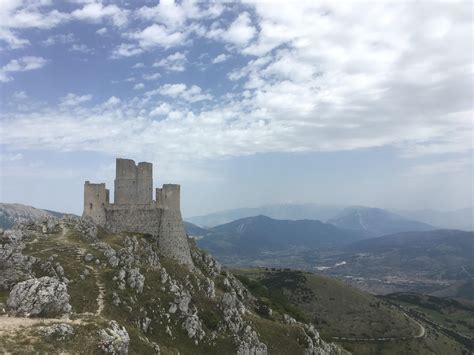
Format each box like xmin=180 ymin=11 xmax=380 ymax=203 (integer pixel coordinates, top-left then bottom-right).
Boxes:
xmin=196 ymin=215 xmax=363 ymax=264
xmin=234 ymin=269 xmax=472 ymax=355
xmin=317 ymin=230 xmax=474 ymax=297
xmin=0 ymin=217 xmax=343 ymax=354
xmin=187 ymin=204 xmax=342 ymax=227
xmin=0 ymin=203 xmax=67 ymax=229
xmin=327 ymin=207 xmax=434 ymax=237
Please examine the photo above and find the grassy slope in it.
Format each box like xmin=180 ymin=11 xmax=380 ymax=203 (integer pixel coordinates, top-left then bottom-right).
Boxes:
xmin=0 ymin=225 xmax=335 ymax=354
xmin=234 ymin=268 xmax=471 ymax=355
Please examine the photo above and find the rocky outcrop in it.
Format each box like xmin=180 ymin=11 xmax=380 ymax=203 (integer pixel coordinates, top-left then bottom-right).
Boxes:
xmin=0 ymin=229 xmax=36 ymax=289
xmin=40 ymin=323 xmax=75 ymax=340
xmin=98 ymin=320 xmax=130 ymax=355
xmin=7 ymin=276 xmax=72 ymax=317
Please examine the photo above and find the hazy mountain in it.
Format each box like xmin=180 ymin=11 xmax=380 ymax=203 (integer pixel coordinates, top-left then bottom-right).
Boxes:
xmin=327 ymin=206 xmax=435 ymax=237
xmin=186 ymin=204 xmax=342 ymax=227
xmin=393 ymin=207 xmax=473 ymax=231
xmin=318 ymin=229 xmax=474 ymax=297
xmin=197 ymin=215 xmax=363 ymax=258
xmin=0 ymin=203 xmax=66 ymax=229
xmin=183 ymin=221 xmax=210 ymax=237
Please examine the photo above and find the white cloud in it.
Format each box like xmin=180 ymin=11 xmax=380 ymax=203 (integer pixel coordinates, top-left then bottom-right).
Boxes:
xmin=0 ymin=56 xmax=48 ymax=83
xmin=146 ymin=83 xmax=212 ymax=103
xmin=222 ymin=12 xmax=256 ymax=46
xmin=71 ymin=2 xmax=128 ymax=27
xmin=0 ymin=28 xmax=29 ymax=49
xmin=127 ymin=24 xmax=186 ymax=49
xmin=12 ymin=91 xmax=28 ymax=100
xmin=133 ymin=83 xmax=145 ymax=90
xmin=150 ymin=103 xmax=171 ymax=116
xmin=42 ymin=33 xmax=75 ymax=46
xmin=111 ymin=43 xmax=144 ymax=58
xmin=70 ymin=43 xmax=92 ymax=53
xmin=142 ymin=72 xmax=161 ymax=81
xmin=60 ymin=93 xmax=92 ymax=106
xmin=96 ymin=27 xmax=107 ymax=35
xmin=153 ymin=52 xmax=187 ymax=72
xmin=132 ymin=62 xmax=145 ymax=69
xmin=212 ymin=53 xmax=230 ymax=64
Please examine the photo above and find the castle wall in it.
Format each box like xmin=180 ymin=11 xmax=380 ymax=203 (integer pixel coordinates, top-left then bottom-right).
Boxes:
xmin=161 ymin=184 xmax=180 ymax=210
xmin=105 ymin=205 xmax=163 ymax=235
xmin=104 ymin=206 xmax=194 ymax=267
xmin=83 ymin=181 xmax=107 ymax=225
xmin=157 ymin=208 xmax=194 ymax=267
xmin=114 ymin=158 xmax=137 ymax=204
xmin=136 ymin=162 xmax=153 ymax=204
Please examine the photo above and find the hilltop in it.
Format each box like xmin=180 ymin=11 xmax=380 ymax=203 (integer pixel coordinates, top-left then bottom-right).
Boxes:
xmin=0 ymin=217 xmax=342 ymax=354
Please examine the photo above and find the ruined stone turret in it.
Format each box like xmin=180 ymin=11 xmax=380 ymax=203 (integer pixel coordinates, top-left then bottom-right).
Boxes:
xmin=83 ymin=158 xmax=193 ymax=267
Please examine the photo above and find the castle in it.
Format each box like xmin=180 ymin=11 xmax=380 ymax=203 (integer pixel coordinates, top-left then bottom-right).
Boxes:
xmin=83 ymin=158 xmax=193 ymax=267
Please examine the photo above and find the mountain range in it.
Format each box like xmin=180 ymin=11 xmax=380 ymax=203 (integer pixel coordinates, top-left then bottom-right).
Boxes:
xmin=0 ymin=203 xmax=66 ymax=229
xmin=186 ymin=203 xmax=472 ymax=231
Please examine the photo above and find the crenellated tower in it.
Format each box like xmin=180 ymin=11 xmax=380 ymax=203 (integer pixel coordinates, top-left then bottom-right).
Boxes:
xmin=83 ymin=158 xmax=193 ymax=268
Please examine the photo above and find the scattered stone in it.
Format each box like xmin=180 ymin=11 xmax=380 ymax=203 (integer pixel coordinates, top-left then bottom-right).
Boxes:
xmin=84 ymin=254 xmax=94 ymax=262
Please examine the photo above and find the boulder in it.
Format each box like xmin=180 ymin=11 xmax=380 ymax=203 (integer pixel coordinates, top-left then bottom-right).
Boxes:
xmin=98 ymin=320 xmax=130 ymax=355
xmin=7 ymin=276 xmax=72 ymax=317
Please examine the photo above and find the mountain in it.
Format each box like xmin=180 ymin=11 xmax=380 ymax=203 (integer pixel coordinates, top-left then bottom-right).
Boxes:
xmin=183 ymin=221 xmax=210 ymax=237
xmin=327 ymin=206 xmax=435 ymax=237
xmin=317 ymin=229 xmax=474 ymax=297
xmin=186 ymin=204 xmax=342 ymax=227
xmin=0 ymin=216 xmax=342 ymax=354
xmin=196 ymin=215 xmax=363 ymax=263
xmin=394 ymin=207 xmax=473 ymax=231
xmin=0 ymin=202 xmax=67 ymax=229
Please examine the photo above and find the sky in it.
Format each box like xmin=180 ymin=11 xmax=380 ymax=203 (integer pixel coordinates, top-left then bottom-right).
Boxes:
xmin=0 ymin=0 xmax=472 ymax=217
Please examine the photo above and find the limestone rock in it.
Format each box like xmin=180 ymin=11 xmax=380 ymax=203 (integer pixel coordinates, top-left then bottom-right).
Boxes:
xmin=127 ymin=268 xmax=145 ymax=293
xmin=98 ymin=320 xmax=130 ymax=355
xmin=7 ymin=276 xmax=72 ymax=317
xmin=40 ymin=323 xmax=75 ymax=340
xmin=182 ymin=314 xmax=204 ymax=340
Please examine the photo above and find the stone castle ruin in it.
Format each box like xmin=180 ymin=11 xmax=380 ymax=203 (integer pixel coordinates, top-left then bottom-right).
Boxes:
xmin=83 ymin=158 xmax=193 ymax=267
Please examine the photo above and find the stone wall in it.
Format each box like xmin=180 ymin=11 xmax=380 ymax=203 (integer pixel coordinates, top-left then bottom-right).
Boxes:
xmin=136 ymin=162 xmax=153 ymax=204
xmin=105 ymin=205 xmax=162 ymax=235
xmin=114 ymin=158 xmax=138 ymax=204
xmin=104 ymin=205 xmax=194 ymax=267
xmin=83 ymin=181 xmax=107 ymax=225
xmin=157 ymin=209 xmax=193 ymax=267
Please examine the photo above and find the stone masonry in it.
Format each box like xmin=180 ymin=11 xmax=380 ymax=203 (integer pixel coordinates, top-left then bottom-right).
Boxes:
xmin=83 ymin=158 xmax=193 ymax=267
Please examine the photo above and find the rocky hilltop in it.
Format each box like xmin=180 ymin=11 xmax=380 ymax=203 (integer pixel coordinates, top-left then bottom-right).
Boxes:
xmin=0 ymin=216 xmax=344 ymax=354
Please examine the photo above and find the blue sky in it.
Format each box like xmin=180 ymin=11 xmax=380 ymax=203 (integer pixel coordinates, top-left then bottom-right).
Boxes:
xmin=0 ymin=0 xmax=472 ymax=217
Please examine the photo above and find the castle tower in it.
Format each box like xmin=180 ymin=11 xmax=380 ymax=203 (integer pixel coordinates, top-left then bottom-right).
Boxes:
xmin=83 ymin=181 xmax=108 ymax=225
xmin=136 ymin=162 xmax=153 ymax=204
xmin=114 ymin=158 xmax=138 ymax=204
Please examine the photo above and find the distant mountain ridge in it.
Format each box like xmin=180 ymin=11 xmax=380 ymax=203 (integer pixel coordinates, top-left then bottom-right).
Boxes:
xmin=187 ymin=203 xmax=472 ymax=231
xmin=394 ymin=207 xmax=473 ymax=231
xmin=0 ymin=203 xmax=67 ymax=229
xmin=327 ymin=206 xmax=435 ymax=237
xmin=186 ymin=204 xmax=342 ymax=227
xmin=196 ymin=215 xmax=364 ymax=258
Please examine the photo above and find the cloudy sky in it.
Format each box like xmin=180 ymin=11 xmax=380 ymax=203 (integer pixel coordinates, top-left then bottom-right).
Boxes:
xmin=0 ymin=0 xmax=472 ymax=217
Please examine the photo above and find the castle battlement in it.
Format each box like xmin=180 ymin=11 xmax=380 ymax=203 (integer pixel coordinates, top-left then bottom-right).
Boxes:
xmin=83 ymin=158 xmax=193 ymax=267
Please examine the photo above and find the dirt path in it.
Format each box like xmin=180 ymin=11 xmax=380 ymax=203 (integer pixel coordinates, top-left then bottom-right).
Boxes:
xmin=75 ymin=247 xmax=105 ymax=316
xmin=0 ymin=315 xmax=82 ymax=336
